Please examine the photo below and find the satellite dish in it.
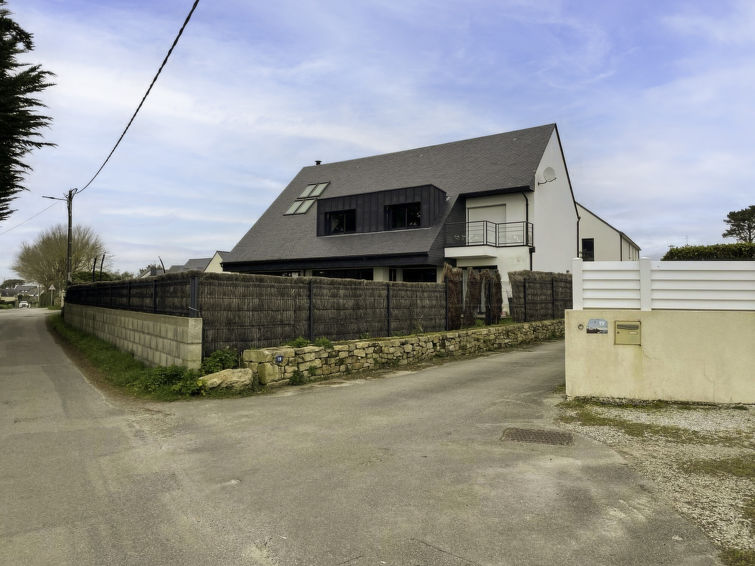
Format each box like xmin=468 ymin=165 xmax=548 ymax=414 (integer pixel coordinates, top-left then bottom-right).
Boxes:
xmin=542 ymin=167 xmax=556 ymax=182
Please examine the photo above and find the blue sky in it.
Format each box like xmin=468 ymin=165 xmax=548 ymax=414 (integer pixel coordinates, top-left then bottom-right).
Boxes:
xmin=1 ymin=0 xmax=753 ymax=279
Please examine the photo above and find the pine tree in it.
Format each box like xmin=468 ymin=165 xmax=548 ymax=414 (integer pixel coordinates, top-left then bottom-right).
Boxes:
xmin=0 ymin=0 xmax=55 ymax=223
xmin=722 ymin=205 xmax=755 ymax=244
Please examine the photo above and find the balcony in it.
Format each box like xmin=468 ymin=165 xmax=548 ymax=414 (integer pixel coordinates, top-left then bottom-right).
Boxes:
xmin=445 ymin=221 xmax=534 ymax=248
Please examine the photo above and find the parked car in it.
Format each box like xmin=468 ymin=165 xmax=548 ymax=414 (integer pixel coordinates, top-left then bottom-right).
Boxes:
xmin=18 ymin=301 xmax=29 ymax=308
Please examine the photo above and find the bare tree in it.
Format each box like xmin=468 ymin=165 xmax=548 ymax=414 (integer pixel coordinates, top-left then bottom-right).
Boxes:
xmin=12 ymin=224 xmax=105 ymax=288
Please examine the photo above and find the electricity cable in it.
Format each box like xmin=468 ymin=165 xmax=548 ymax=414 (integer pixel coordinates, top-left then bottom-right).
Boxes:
xmin=0 ymin=202 xmax=59 ymax=236
xmin=0 ymin=0 xmax=200 ymax=236
xmin=77 ymin=0 xmax=200 ymax=194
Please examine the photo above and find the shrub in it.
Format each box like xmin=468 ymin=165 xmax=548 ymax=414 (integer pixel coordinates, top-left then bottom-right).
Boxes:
xmin=289 ymin=369 xmax=307 ymax=385
xmin=661 ymin=243 xmax=755 ymax=261
xmin=200 ymin=347 xmax=239 ymax=375
xmin=286 ymin=337 xmax=310 ymax=348
xmin=314 ymin=337 xmax=333 ymax=349
xmin=136 ymin=365 xmax=200 ymax=394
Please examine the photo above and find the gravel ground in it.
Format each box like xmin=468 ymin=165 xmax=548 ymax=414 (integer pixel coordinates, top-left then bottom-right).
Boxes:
xmin=557 ymin=402 xmax=754 ymax=557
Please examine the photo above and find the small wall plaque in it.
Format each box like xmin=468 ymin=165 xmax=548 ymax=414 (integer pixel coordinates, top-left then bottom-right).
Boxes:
xmin=586 ymin=318 xmax=608 ymax=334
xmin=275 ymin=355 xmax=284 ymax=364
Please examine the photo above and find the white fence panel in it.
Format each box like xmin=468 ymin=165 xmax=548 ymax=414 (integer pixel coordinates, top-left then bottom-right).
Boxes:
xmin=572 ymin=259 xmax=755 ymax=311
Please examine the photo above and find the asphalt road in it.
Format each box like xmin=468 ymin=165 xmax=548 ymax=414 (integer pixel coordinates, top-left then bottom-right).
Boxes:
xmin=0 ymin=309 xmax=719 ymax=565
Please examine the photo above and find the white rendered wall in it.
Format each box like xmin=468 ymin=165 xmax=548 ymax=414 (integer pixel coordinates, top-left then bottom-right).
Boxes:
xmin=466 ymin=194 xmax=527 ymax=222
xmin=452 ymin=247 xmax=530 ymax=300
xmin=566 ymin=309 xmax=755 ymax=403
xmin=621 ymin=237 xmax=640 ymax=260
xmin=532 ymin=131 xmax=578 ymax=272
xmin=205 ymin=252 xmax=225 ymax=273
xmin=577 ymin=204 xmax=621 ymax=261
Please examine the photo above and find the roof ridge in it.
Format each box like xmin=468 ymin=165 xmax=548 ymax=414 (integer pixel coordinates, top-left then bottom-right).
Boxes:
xmin=301 ymin=123 xmax=556 ymax=170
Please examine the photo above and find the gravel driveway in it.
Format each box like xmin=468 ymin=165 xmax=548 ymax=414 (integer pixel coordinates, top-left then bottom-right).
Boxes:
xmin=557 ymin=399 xmax=754 ymax=564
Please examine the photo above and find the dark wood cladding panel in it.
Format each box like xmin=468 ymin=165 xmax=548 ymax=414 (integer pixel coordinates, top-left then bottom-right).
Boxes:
xmin=317 ymin=185 xmax=447 ymax=236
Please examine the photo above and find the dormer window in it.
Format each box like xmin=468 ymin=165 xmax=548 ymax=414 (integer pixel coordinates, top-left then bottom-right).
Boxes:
xmin=325 ymin=209 xmax=356 ymax=235
xmin=385 ymin=202 xmax=421 ymax=230
xmin=285 ymin=182 xmax=330 ymax=215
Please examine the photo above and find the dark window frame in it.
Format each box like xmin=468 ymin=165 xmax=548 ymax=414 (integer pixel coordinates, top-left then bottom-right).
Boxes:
xmin=384 ymin=202 xmax=421 ymax=230
xmin=324 ymin=209 xmax=357 ymax=235
xmin=582 ymin=238 xmax=595 ymax=262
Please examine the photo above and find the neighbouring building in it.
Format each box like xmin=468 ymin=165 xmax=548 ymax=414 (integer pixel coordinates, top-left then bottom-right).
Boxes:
xmin=166 ymin=251 xmax=229 ymax=274
xmin=576 ymin=203 xmax=640 ymax=261
xmin=223 ymin=124 xmax=639 ymax=298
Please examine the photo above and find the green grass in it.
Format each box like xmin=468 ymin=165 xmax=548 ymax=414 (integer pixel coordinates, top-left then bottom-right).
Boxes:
xmin=48 ymin=314 xmax=247 ymax=400
xmin=558 ymin=399 xmax=749 ymax=445
xmin=680 ymin=456 xmax=755 ymax=479
xmin=720 ymin=548 xmax=755 ymax=566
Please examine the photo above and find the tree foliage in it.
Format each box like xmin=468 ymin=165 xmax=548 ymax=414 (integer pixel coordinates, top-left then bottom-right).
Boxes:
xmin=1 ymin=277 xmax=23 ymax=288
xmin=722 ymin=205 xmax=755 ymax=244
xmin=0 ymin=0 xmax=55 ymax=223
xmin=661 ymin=243 xmax=755 ymax=261
xmin=12 ymin=224 xmax=106 ymax=288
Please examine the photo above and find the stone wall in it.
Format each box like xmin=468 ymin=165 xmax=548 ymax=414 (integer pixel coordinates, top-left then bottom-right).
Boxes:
xmin=64 ymin=304 xmax=203 ymax=369
xmin=242 ymin=320 xmax=564 ymax=386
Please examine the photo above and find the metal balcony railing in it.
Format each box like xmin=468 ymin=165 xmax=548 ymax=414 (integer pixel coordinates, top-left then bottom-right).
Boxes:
xmin=444 ymin=221 xmax=534 ymax=248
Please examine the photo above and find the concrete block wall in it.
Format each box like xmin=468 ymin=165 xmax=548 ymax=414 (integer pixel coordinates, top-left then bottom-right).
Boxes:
xmin=64 ymin=304 xmax=203 ymax=369
xmin=242 ymin=320 xmax=564 ymax=386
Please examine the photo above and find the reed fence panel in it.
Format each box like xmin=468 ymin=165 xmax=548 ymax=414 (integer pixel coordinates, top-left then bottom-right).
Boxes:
xmin=66 ymin=272 xmax=448 ymax=356
xmin=508 ymin=271 xmax=572 ymax=322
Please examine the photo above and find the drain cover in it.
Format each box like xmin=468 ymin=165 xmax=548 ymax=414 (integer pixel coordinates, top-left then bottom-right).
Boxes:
xmin=501 ymin=427 xmax=573 ymax=445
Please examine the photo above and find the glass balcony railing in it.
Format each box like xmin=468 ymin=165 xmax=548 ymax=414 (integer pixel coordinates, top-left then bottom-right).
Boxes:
xmin=445 ymin=221 xmax=534 ymax=248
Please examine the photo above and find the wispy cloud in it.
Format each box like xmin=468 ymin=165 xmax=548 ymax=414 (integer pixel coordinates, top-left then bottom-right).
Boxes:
xmin=1 ymin=0 xmax=753 ymax=278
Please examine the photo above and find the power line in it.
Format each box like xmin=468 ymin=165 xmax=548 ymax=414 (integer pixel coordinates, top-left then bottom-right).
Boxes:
xmin=77 ymin=0 xmax=201 ymax=194
xmin=0 ymin=0 xmax=200 ymax=238
xmin=0 ymin=202 xmax=59 ymax=236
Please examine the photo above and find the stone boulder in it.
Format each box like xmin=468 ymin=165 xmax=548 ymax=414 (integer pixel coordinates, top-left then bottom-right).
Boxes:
xmin=199 ymin=368 xmax=254 ymax=390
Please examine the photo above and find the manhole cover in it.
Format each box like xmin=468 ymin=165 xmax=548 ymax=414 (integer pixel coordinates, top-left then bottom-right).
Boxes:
xmin=501 ymin=427 xmax=573 ymax=445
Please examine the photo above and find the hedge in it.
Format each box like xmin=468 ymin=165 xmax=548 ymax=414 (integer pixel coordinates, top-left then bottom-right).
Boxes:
xmin=661 ymin=243 xmax=755 ymax=261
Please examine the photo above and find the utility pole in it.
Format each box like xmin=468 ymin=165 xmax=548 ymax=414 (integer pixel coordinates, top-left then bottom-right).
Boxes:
xmin=43 ymin=188 xmax=79 ymax=287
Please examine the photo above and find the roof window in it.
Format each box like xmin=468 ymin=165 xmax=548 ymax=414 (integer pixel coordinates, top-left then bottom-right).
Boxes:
xmin=285 ymin=182 xmax=330 ymax=215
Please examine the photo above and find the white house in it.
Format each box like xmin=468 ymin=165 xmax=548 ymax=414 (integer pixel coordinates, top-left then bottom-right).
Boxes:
xmin=577 ymin=203 xmax=640 ymax=261
xmin=223 ymin=124 xmax=638 ymax=296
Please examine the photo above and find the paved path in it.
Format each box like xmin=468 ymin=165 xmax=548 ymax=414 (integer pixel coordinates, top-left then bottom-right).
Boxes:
xmin=0 ymin=309 xmax=719 ymax=565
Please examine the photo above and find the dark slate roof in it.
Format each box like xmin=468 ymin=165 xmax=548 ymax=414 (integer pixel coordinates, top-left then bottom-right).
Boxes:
xmin=184 ymin=257 xmax=212 ymax=271
xmin=167 ymin=257 xmax=212 ymax=273
xmin=225 ymin=124 xmax=556 ymax=265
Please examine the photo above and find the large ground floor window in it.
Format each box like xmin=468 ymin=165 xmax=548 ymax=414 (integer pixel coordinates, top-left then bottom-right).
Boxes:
xmin=312 ymin=268 xmax=374 ymax=280
xmin=401 ymin=267 xmax=437 ymax=282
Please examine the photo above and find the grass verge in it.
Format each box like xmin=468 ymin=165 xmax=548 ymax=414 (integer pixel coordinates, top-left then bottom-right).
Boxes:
xmin=558 ymin=398 xmax=749 ymax=446
xmin=48 ymin=313 xmax=250 ymax=401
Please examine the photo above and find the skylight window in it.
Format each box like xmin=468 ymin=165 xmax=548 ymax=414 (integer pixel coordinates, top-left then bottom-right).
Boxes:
xmin=284 ymin=181 xmax=330 ymax=215
xmin=300 ymin=184 xmax=317 ymax=198
xmin=285 ymin=201 xmax=303 ymax=215
xmin=310 ymin=182 xmax=329 ymax=197
xmin=297 ymin=199 xmax=316 ymax=213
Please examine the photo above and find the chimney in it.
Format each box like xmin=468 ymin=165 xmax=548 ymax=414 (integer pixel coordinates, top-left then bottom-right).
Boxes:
xmin=315 ymin=160 xmax=321 ymax=166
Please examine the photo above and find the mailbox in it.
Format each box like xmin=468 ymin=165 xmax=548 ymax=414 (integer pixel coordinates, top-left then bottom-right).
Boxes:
xmin=615 ymin=321 xmax=641 ymax=345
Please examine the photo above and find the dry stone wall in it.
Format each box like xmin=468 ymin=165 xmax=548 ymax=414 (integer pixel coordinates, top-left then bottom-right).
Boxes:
xmin=242 ymin=320 xmax=563 ymax=386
